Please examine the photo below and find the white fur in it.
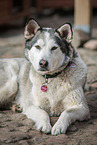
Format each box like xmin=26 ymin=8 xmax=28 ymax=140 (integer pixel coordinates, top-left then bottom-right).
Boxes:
xmin=16 ymin=53 xmax=90 ymax=135
xmin=0 ymin=27 xmax=90 ymax=135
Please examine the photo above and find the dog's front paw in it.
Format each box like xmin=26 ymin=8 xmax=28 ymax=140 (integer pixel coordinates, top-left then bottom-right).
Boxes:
xmin=36 ymin=120 xmax=52 ymax=133
xmin=51 ymin=120 xmax=67 ymax=135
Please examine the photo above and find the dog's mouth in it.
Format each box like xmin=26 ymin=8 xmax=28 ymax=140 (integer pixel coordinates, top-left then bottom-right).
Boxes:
xmin=38 ymin=67 xmax=51 ymax=75
xmin=38 ymin=68 xmax=49 ymax=72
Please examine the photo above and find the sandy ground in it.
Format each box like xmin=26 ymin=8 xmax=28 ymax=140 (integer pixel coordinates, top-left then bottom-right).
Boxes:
xmin=0 ymin=10 xmax=97 ymax=144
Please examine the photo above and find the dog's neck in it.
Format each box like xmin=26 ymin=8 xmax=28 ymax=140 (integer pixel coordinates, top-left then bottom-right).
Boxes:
xmin=42 ymin=70 xmax=62 ymax=79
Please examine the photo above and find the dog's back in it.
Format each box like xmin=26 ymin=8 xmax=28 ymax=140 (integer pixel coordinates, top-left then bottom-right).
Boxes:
xmin=0 ymin=58 xmax=25 ymax=108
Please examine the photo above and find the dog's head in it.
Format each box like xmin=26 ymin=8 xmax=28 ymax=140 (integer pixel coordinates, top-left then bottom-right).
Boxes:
xmin=24 ymin=18 xmax=73 ymax=75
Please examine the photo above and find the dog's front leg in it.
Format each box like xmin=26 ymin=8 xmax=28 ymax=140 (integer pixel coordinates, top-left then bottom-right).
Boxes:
xmin=51 ymin=88 xmax=90 ymax=135
xmin=52 ymin=104 xmax=90 ymax=135
xmin=24 ymin=105 xmax=52 ymax=133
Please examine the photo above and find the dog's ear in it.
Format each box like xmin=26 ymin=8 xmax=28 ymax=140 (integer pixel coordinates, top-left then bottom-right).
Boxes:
xmin=56 ymin=23 xmax=73 ymax=43
xmin=24 ymin=18 xmax=41 ymax=39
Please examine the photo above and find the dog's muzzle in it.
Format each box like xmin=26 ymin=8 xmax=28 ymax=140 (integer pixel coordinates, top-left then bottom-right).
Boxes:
xmin=39 ymin=59 xmax=49 ymax=71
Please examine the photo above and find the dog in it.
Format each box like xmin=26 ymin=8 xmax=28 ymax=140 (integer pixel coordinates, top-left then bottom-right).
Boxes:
xmin=0 ymin=19 xmax=90 ymax=135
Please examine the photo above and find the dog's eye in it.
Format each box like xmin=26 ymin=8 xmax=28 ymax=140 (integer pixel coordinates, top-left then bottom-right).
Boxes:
xmin=51 ymin=46 xmax=58 ymax=51
xmin=35 ymin=45 xmax=41 ymax=50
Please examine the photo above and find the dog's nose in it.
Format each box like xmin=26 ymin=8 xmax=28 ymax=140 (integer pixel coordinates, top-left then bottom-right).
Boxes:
xmin=39 ymin=59 xmax=48 ymax=68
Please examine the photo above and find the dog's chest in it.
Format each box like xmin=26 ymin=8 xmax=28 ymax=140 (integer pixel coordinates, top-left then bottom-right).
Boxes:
xmin=30 ymin=72 xmax=71 ymax=115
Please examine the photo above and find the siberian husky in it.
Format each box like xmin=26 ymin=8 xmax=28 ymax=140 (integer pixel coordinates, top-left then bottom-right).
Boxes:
xmin=0 ymin=19 xmax=90 ymax=135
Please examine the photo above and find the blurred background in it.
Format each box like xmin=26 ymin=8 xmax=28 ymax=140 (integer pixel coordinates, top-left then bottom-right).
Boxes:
xmin=0 ymin=0 xmax=97 ymax=58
